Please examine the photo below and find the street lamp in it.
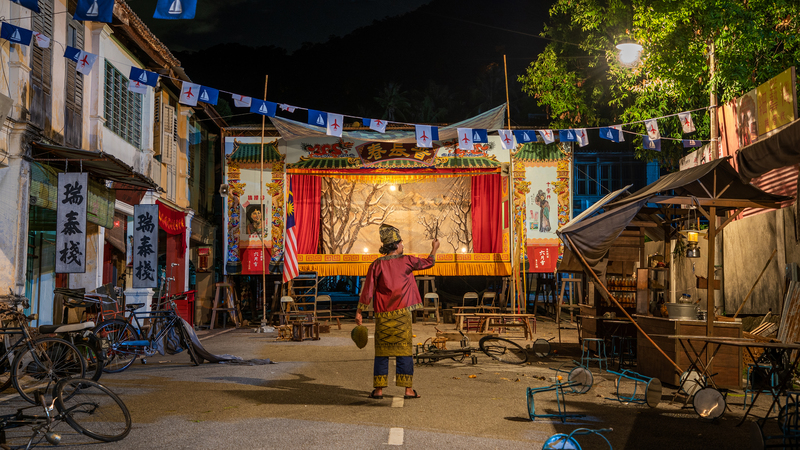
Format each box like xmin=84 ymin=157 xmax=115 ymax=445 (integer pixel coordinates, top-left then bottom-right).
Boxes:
xmin=616 ymin=41 xmax=643 ymax=67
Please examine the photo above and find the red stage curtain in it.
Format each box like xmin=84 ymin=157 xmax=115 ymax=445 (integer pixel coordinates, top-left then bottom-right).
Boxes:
xmin=292 ymin=174 xmax=321 ymax=253
xmin=156 ymin=200 xmax=187 ymax=257
xmin=471 ymin=174 xmax=502 ymax=253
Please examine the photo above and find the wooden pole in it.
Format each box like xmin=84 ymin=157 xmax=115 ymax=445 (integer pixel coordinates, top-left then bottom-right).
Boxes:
xmin=260 ymin=75 xmax=269 ymax=327
xmin=564 ymin=234 xmax=684 ymax=373
xmin=732 ymin=249 xmax=777 ymax=318
xmin=503 ymin=54 xmax=518 ymax=314
xmin=706 ymin=205 xmax=717 ymax=336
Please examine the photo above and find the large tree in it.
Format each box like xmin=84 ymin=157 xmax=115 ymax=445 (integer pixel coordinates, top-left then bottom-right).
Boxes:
xmin=519 ymin=0 xmax=800 ymax=167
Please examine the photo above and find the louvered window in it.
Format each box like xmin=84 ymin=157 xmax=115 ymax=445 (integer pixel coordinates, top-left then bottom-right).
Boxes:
xmin=104 ymin=61 xmax=142 ymax=148
xmin=64 ymin=19 xmax=84 ymax=147
xmin=30 ymin=0 xmax=54 ymax=130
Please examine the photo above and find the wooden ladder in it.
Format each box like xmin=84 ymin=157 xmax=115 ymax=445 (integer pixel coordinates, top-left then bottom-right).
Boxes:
xmin=211 ymin=282 xmax=240 ymax=329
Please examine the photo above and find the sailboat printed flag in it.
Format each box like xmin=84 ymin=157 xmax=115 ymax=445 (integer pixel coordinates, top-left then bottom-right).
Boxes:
xmin=129 ymin=67 xmax=159 ymax=87
xmin=0 ymin=23 xmax=32 ymax=46
xmin=154 ymin=0 xmax=197 ymax=20
xmin=75 ymin=0 xmax=114 ymax=23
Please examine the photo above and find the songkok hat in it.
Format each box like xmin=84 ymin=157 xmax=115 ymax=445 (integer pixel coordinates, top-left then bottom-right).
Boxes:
xmin=379 ymin=224 xmax=402 ymax=245
xmin=351 ymin=325 xmax=369 ymax=349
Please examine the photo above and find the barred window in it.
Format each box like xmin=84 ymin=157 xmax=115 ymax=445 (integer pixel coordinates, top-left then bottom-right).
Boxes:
xmin=104 ymin=61 xmax=142 ymax=148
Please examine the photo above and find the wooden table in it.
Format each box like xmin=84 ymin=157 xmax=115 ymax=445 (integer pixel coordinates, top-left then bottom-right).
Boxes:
xmin=453 ymin=312 xmax=535 ymax=340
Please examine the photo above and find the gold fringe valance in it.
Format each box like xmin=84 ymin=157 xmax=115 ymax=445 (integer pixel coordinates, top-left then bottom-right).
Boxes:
xmin=298 ymin=261 xmax=512 ymax=277
xmin=286 ymin=170 xmax=499 ymax=184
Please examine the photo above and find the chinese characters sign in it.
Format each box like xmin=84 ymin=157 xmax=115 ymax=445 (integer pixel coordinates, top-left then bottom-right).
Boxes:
xmin=56 ymin=173 xmax=87 ymax=273
xmin=356 ymin=142 xmax=438 ymax=165
xmin=132 ymin=204 xmax=158 ymax=288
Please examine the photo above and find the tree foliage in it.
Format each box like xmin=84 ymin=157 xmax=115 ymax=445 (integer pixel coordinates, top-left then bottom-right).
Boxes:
xmin=518 ymin=0 xmax=800 ymax=167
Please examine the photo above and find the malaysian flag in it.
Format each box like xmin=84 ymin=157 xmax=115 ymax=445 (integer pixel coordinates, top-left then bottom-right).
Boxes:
xmin=283 ymin=178 xmax=299 ymax=282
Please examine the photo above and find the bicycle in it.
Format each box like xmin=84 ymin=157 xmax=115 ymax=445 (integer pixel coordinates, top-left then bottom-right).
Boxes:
xmin=414 ymin=330 xmax=530 ymax=365
xmin=92 ymin=296 xmax=200 ymax=373
xmin=0 ymin=378 xmax=131 ymax=448
xmin=0 ymin=298 xmax=86 ymax=404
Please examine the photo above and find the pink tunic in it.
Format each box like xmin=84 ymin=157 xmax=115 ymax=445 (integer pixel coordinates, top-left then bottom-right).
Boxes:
xmin=358 ymin=254 xmax=434 ymax=315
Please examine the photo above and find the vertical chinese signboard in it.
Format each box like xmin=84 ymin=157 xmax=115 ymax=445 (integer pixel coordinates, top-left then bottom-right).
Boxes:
xmin=132 ymin=204 xmax=158 ymax=288
xmin=56 ymin=173 xmax=87 ymax=273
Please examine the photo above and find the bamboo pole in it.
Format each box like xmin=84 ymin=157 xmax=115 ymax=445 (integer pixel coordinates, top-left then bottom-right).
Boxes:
xmin=503 ymin=54 xmax=518 ymax=313
xmin=260 ymin=75 xmax=268 ymax=327
xmin=564 ymin=234 xmax=684 ymax=373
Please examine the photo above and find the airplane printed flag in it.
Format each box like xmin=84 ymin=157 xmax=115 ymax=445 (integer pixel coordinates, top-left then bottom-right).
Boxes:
xmin=645 ymin=119 xmax=661 ymax=140
xmin=0 ymin=23 xmax=32 ymax=46
xmin=457 ymin=128 xmax=474 ymax=150
xmin=575 ymin=128 xmax=589 ymax=147
xmin=75 ymin=0 xmax=114 ymax=23
xmin=415 ymin=125 xmax=438 ymax=148
xmin=64 ymin=46 xmax=97 ymax=75
xmin=128 ymin=79 xmax=148 ymax=95
xmin=498 ymin=130 xmax=514 ymax=150
xmin=198 ymin=86 xmax=218 ymax=105
xmin=250 ymin=99 xmax=277 ymax=117
xmin=558 ymin=129 xmax=578 ymax=142
xmin=326 ymin=113 xmax=343 ymax=137
xmin=678 ymin=112 xmax=696 ymax=134
xmin=279 ymin=104 xmax=297 ymax=113
xmin=308 ymin=110 xmax=327 ymax=127
xmin=154 ymin=0 xmax=197 ymax=20
xmin=643 ymin=136 xmax=661 ymax=151
xmin=179 ymin=82 xmax=200 ymax=106
xmin=513 ymin=130 xmax=536 ymax=144
xmin=683 ymin=139 xmax=703 ymax=148
xmin=33 ymin=32 xmax=49 ymax=48
xmin=539 ymin=129 xmax=555 ymax=144
xmin=12 ymin=0 xmax=40 ymax=13
xmin=599 ymin=127 xmax=623 ymax=143
xmin=362 ymin=118 xmax=387 ymax=133
xmin=232 ymin=95 xmax=251 ymax=108
xmin=129 ymin=67 xmax=159 ymax=87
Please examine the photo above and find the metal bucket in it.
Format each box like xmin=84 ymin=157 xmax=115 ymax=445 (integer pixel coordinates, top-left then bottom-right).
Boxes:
xmin=666 ymin=302 xmax=697 ymax=320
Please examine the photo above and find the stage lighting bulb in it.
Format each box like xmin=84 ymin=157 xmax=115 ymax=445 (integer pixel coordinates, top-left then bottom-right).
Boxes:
xmin=461 ymin=247 xmax=467 ymax=253
xmin=363 ymin=247 xmax=369 ymax=253
xmin=389 ymin=185 xmax=396 ymax=191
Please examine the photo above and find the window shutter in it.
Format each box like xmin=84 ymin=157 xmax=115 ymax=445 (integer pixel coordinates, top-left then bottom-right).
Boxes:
xmin=162 ymin=104 xmax=177 ymax=201
xmin=153 ymin=92 xmax=162 ymax=157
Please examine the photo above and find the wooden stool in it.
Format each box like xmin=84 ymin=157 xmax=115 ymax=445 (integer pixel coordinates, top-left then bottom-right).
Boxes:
xmin=291 ymin=321 xmax=320 ymax=341
xmin=211 ymin=283 xmax=240 ymax=330
xmin=417 ymin=276 xmax=437 ymax=295
xmin=420 ymin=293 xmax=440 ymax=324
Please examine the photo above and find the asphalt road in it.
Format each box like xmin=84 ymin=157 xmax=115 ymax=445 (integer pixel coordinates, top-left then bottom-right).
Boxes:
xmin=0 ymin=319 xmax=780 ymax=449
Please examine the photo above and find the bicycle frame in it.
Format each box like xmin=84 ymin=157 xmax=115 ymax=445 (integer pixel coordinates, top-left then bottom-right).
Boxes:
xmin=0 ymin=391 xmax=61 ymax=449
xmin=115 ymin=302 xmax=186 ymax=358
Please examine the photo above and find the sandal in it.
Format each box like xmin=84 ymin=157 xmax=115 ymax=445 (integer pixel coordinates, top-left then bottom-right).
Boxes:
xmin=368 ymin=389 xmax=383 ymax=399
xmin=404 ymin=389 xmax=421 ymax=399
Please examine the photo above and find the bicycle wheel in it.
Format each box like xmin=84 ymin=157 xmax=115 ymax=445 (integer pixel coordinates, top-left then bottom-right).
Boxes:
xmin=93 ymin=320 xmax=138 ymax=373
xmin=176 ymin=322 xmax=201 ymax=366
xmin=478 ymin=336 xmax=530 ymax=364
xmin=55 ymin=378 xmax=131 ymax=442
xmin=11 ymin=337 xmax=86 ymax=404
xmin=75 ymin=342 xmax=103 ymax=382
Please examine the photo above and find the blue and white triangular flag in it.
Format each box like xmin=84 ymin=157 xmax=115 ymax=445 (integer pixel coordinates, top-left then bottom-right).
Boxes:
xmin=327 ymin=113 xmax=343 ymax=137
xmin=498 ymin=130 xmax=514 ymax=150
xmin=250 ymin=99 xmax=277 ymax=117
xmin=683 ymin=139 xmax=703 ymax=148
xmin=678 ymin=112 xmax=696 ymax=134
xmin=457 ymin=128 xmax=474 ymax=150
xmin=362 ymin=118 xmax=387 ymax=133
xmin=232 ymin=94 xmax=251 ymax=108
xmin=75 ymin=0 xmax=114 ymax=23
xmin=599 ymin=127 xmax=623 ymax=143
xmin=575 ymin=128 xmax=589 ymax=147
xmin=539 ymin=129 xmax=555 ymax=144
xmin=645 ymin=119 xmax=660 ymax=140
xmin=513 ymin=130 xmax=536 ymax=144
xmin=0 ymin=23 xmax=32 ymax=46
xmin=179 ymin=82 xmax=200 ymax=106
xmin=643 ymin=136 xmax=661 ymax=151
xmin=128 ymin=79 xmax=148 ymax=95
xmin=12 ymin=0 xmax=40 ymax=13
xmin=308 ymin=110 xmax=327 ymax=127
xmin=33 ymin=32 xmax=49 ymax=48
xmin=198 ymin=86 xmax=218 ymax=105
xmin=415 ymin=125 xmax=438 ymax=148
xmin=558 ymin=129 xmax=577 ymax=142
xmin=129 ymin=67 xmax=158 ymax=87
xmin=154 ymin=0 xmax=197 ymax=20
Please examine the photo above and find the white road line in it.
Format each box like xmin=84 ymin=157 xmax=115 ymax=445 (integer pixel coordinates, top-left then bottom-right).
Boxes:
xmin=391 ymin=396 xmax=404 ymax=408
xmin=387 ymin=427 xmax=404 ymax=445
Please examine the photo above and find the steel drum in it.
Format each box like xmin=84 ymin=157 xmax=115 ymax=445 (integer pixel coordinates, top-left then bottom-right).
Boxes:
xmin=693 ymin=387 xmax=726 ymax=420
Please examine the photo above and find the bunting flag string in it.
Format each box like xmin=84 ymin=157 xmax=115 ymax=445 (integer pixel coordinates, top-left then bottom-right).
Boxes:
xmin=0 ymin=17 xmax=719 ymax=151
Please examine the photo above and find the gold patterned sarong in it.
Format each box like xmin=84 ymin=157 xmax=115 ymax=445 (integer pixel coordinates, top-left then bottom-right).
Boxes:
xmin=374 ymin=309 xmax=413 ymax=357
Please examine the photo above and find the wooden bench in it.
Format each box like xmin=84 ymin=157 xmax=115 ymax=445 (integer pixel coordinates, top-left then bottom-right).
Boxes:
xmin=318 ymin=315 xmax=345 ymax=330
xmin=480 ymin=316 xmax=534 ymax=340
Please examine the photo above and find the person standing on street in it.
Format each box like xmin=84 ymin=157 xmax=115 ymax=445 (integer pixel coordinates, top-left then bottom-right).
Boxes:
xmin=355 ymin=224 xmax=440 ymax=399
